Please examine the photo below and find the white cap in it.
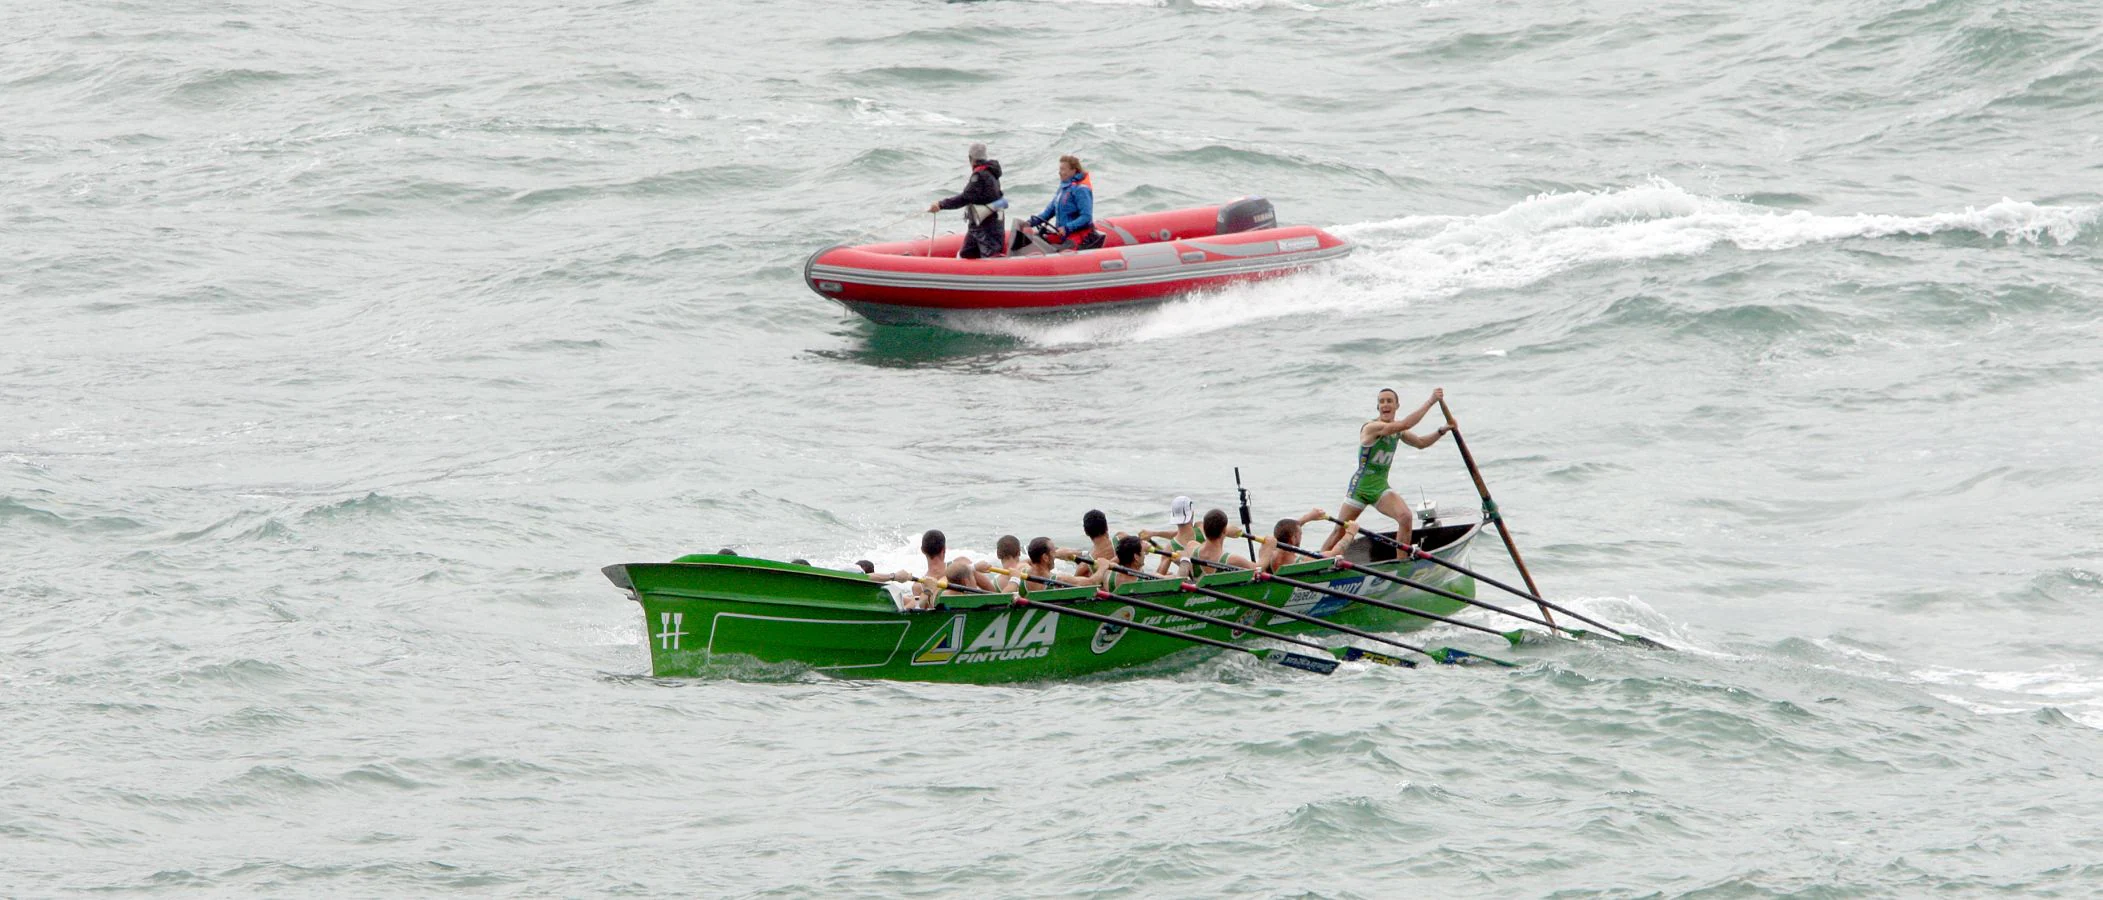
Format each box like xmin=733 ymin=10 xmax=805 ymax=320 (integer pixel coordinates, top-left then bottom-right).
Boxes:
xmin=1169 ymin=496 xmax=1194 ymax=525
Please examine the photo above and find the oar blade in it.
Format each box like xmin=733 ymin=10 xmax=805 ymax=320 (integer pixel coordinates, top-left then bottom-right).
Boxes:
xmin=1557 ymin=627 xmax=1674 ymax=651
xmin=1426 ymin=646 xmax=1520 ymax=668
xmin=1500 ymin=629 xmax=1528 ymax=647
xmin=1259 ymin=649 xmax=1340 ymax=675
xmin=1617 ymin=633 xmax=1675 ymax=651
xmin=1339 ymin=646 xmax=1417 ymax=669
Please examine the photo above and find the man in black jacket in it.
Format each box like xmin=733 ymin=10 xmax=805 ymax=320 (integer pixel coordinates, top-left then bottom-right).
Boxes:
xmin=926 ymin=143 xmax=1006 ymax=259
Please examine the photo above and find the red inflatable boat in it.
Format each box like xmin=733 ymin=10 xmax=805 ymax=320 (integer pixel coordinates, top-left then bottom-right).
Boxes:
xmin=804 ymin=198 xmax=1351 ymax=324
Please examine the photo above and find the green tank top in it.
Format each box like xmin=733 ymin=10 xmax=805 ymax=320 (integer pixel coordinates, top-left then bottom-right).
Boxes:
xmin=1348 ymin=431 xmax=1398 ymax=499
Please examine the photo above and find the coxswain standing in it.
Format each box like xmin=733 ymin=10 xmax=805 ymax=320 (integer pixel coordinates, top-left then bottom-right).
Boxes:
xmin=1321 ymin=387 xmax=1452 ymax=555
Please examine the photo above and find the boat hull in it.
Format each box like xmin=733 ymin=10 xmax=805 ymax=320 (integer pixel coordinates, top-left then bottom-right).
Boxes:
xmin=607 ymin=524 xmax=1481 ymax=683
xmin=805 ymin=203 xmax=1352 ymax=326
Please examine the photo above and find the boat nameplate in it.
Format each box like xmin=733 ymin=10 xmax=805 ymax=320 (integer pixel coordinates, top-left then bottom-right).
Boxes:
xmin=1277 ymin=236 xmax=1321 ymax=252
xmin=1099 ymin=259 xmax=1127 ymax=271
xmin=816 ymin=281 xmax=843 ymax=293
xmin=1180 ymin=251 xmax=1206 ymax=263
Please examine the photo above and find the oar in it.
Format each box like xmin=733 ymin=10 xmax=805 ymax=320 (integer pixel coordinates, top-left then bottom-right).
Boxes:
xmin=991 ymin=569 xmax=1409 ymax=670
xmin=1333 ymin=526 xmax=1672 ymax=650
xmin=1187 ymin=555 xmax=1526 ymax=653
xmin=1098 ymin=562 xmax=1487 ymax=668
xmin=1272 ymin=533 xmax=1568 ymax=637
xmin=1436 ymin=398 xmax=1559 ymax=630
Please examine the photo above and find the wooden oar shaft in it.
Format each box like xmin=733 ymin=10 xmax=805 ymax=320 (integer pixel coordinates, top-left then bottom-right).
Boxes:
xmin=1189 ymin=557 xmax=1518 ymax=643
xmin=1278 ymin=536 xmax=1560 ymax=633
xmin=1438 ymin=398 xmax=1557 ymax=630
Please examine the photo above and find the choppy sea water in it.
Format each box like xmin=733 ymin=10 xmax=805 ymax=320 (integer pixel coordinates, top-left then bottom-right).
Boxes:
xmin=6 ymin=0 xmax=2102 ymax=894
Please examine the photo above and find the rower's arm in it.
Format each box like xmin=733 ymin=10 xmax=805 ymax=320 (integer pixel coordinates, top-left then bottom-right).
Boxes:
xmin=1399 ymin=423 xmax=1451 ymax=449
xmin=1322 ymin=520 xmax=1361 ymax=557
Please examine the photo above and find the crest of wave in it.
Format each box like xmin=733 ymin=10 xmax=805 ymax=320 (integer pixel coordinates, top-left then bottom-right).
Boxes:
xmin=970 ymin=179 xmax=2098 ymax=346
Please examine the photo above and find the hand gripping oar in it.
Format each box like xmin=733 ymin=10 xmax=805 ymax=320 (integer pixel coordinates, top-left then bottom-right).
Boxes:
xmin=1187 ymin=555 xmax=1524 ymax=660
xmin=1436 ymin=398 xmax=1560 ymax=631
xmin=1098 ymin=562 xmax=1479 ymax=668
xmin=990 ymin=568 xmax=1408 ymax=671
xmin=1009 ymin=597 xmax=1347 ymax=675
xmin=1330 ymin=527 xmax=1673 ymax=650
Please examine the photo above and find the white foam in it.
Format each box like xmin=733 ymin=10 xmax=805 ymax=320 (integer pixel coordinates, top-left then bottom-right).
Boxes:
xmin=1911 ymin=662 xmax=2103 ymax=731
xmin=971 ymin=180 xmax=2099 ymax=347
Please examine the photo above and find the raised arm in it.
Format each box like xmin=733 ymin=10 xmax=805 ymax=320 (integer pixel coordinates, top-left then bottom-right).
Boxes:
xmin=1398 ymin=422 xmax=1452 ymax=449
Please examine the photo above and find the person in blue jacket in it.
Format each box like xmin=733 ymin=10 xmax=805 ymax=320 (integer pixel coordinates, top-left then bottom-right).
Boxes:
xmin=1013 ymin=155 xmax=1103 ymax=253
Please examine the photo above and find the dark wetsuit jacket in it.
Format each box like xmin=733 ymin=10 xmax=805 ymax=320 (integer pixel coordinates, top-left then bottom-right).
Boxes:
xmin=936 ymin=160 xmax=1004 ymax=215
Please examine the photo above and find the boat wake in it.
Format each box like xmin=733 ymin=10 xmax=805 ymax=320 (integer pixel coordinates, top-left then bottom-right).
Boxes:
xmin=950 ymin=180 xmax=2099 ymax=346
xmin=1911 ymin=662 xmax=2103 ymax=732
xmin=1796 ymin=640 xmax=2103 ymax=732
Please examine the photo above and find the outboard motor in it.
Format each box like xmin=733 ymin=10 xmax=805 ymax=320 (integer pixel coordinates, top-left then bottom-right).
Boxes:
xmin=1215 ymin=196 xmax=1277 ymax=235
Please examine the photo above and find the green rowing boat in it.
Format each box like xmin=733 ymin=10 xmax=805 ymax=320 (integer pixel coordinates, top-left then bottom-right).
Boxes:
xmin=604 ymin=519 xmax=1486 ymax=682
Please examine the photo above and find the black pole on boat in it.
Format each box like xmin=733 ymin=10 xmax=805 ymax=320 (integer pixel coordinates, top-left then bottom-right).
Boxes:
xmin=995 ymin=568 xmax=1410 ymax=670
xmin=1187 ymin=556 xmax=1526 ymax=652
xmin=1235 ymin=467 xmax=1259 ymax=561
xmin=1012 ymin=597 xmax=1343 ymax=675
xmin=1321 ymin=527 xmax=1671 ymax=650
xmin=1103 ymin=563 xmax=1482 ymax=668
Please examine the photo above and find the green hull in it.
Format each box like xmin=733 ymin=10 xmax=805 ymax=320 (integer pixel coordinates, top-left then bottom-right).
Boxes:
xmin=605 ymin=525 xmax=1482 ymax=683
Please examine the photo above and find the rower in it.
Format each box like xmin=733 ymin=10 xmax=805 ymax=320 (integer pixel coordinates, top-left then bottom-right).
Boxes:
xmin=1322 ymin=386 xmax=1453 ymax=554
xmin=901 ymin=529 xmax=958 ymax=609
xmin=1101 ymin=535 xmax=1150 ymax=590
xmin=1056 ymin=509 xmax=1114 ymax=579
xmin=1260 ymin=510 xmax=1353 ymax=572
xmin=1138 ymin=496 xmax=1244 ymax=574
xmin=943 ymin=559 xmax=987 ymax=597
xmin=1179 ymin=508 xmax=1256 ymax=577
xmin=1023 ymin=536 xmax=1078 ymax=588
xmin=1137 ymin=495 xmax=1197 ymax=574
xmin=856 ymin=558 xmax=913 ymax=585
xmin=976 ymin=535 xmax=1027 ymax=592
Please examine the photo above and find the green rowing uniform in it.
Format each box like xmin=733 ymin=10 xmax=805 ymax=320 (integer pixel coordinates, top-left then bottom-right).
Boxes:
xmin=1166 ymin=525 xmax=1208 ymax=554
xmin=1346 ymin=429 xmax=1399 ymax=506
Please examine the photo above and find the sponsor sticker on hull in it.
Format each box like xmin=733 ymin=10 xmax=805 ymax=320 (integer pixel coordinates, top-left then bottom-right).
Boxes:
xmin=912 ymin=610 xmax=1061 ymax=666
xmin=1091 ymin=606 xmax=1137 ymax=654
